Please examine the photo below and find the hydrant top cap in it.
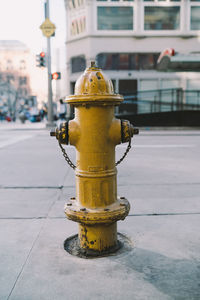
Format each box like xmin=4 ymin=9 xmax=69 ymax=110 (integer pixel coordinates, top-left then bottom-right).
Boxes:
xmin=65 ymin=62 xmax=123 ymax=104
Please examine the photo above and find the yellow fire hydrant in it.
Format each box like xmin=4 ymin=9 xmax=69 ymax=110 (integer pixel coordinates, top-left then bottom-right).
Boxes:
xmin=50 ymin=62 xmax=138 ymax=256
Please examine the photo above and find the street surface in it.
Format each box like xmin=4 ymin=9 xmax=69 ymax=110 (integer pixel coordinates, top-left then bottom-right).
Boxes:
xmin=0 ymin=122 xmax=200 ymax=300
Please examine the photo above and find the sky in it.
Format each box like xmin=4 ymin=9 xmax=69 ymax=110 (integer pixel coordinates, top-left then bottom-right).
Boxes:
xmin=0 ymin=0 xmax=66 ymax=55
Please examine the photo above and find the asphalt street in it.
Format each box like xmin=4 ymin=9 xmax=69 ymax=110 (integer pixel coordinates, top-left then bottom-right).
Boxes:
xmin=0 ymin=122 xmax=200 ymax=300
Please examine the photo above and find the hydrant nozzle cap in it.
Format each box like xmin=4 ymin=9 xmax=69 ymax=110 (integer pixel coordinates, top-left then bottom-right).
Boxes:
xmin=90 ymin=61 xmax=96 ymax=68
xmin=50 ymin=129 xmax=56 ymax=136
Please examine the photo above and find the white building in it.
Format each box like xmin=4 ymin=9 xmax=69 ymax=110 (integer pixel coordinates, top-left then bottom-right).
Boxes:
xmin=64 ymin=0 xmax=200 ymax=103
xmin=0 ymin=40 xmax=47 ymax=114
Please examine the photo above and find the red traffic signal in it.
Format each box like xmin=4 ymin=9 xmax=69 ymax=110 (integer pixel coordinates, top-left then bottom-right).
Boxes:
xmin=40 ymin=52 xmax=45 ymax=58
xmin=51 ymin=72 xmax=61 ymax=80
xmin=36 ymin=52 xmax=46 ymax=67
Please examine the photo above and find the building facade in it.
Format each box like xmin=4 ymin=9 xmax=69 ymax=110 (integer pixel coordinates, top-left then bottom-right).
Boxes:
xmin=64 ymin=0 xmax=200 ymax=114
xmin=0 ymin=40 xmax=48 ymax=119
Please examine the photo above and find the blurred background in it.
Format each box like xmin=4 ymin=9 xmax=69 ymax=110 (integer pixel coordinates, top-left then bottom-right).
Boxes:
xmin=0 ymin=0 xmax=200 ymax=127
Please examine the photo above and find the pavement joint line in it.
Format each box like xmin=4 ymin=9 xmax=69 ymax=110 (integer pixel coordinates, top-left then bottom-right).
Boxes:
xmin=0 ymin=186 xmax=64 ymax=189
xmin=139 ymin=134 xmax=200 ymax=136
xmin=1 ymin=212 xmax=200 ymax=220
xmin=6 ymin=219 xmax=46 ymax=300
xmin=0 ymin=217 xmax=66 ymax=220
xmin=4 ymin=172 xmax=65 ymax=299
xmin=59 ymin=167 xmax=72 ymax=188
xmin=1 ymin=183 xmax=200 ymax=188
xmin=0 ymin=128 xmax=46 ymax=131
xmin=131 ymin=144 xmax=195 ymax=148
xmin=46 ymin=186 xmax=63 ymax=218
xmin=129 ymin=212 xmax=200 ymax=217
xmin=118 ymin=182 xmax=200 ymax=186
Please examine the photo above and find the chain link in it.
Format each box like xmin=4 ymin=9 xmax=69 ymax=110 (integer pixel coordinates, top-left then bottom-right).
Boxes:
xmin=58 ymin=142 xmax=76 ymax=170
xmin=58 ymin=131 xmax=132 ymax=169
xmin=115 ymin=138 xmax=131 ymax=166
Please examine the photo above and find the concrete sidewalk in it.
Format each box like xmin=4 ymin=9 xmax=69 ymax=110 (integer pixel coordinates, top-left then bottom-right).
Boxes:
xmin=0 ymin=126 xmax=200 ymax=300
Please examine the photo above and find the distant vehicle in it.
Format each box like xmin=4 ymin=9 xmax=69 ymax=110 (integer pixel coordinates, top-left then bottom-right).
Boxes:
xmin=19 ymin=111 xmax=27 ymax=123
xmin=29 ymin=107 xmax=41 ymax=122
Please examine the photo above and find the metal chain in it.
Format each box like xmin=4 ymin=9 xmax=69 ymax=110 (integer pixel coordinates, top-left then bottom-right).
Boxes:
xmin=115 ymin=135 xmax=131 ymax=166
xmin=58 ymin=142 xmax=76 ymax=170
xmin=58 ymin=130 xmax=132 ymax=169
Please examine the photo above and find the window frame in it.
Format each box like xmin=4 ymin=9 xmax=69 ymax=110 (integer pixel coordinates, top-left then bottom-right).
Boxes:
xmin=141 ymin=1 xmax=182 ymax=35
xmin=71 ymin=55 xmax=86 ymax=73
xmin=189 ymin=2 xmax=200 ymax=32
xmin=95 ymin=1 xmax=136 ymax=35
xmin=96 ymin=52 xmax=160 ymax=71
xmin=67 ymin=0 xmax=87 ymax=40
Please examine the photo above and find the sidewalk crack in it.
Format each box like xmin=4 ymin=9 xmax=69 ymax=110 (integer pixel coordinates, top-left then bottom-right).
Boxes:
xmin=6 ymin=220 xmax=46 ymax=300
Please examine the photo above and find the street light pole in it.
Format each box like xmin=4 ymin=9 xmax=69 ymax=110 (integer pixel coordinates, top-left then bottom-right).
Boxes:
xmin=45 ymin=0 xmax=55 ymax=128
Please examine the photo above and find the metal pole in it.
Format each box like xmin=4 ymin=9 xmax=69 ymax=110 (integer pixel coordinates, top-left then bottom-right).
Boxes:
xmin=46 ymin=0 xmax=55 ymax=128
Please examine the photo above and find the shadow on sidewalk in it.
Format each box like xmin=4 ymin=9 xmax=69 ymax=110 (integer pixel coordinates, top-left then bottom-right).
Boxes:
xmin=111 ymin=247 xmax=200 ymax=300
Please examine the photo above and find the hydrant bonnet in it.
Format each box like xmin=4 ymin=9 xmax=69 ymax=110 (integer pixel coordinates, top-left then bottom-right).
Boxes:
xmin=65 ymin=62 xmax=123 ymax=105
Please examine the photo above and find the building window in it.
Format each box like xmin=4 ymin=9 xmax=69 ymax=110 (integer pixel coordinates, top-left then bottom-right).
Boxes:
xmin=70 ymin=16 xmax=86 ymax=36
xmin=19 ymin=77 xmax=27 ymax=85
xmin=6 ymin=75 xmax=15 ymax=83
xmin=6 ymin=60 xmax=13 ymax=70
xmin=144 ymin=6 xmax=180 ymax=30
xmin=19 ymin=60 xmax=26 ymax=70
xmin=71 ymin=56 xmax=86 ymax=73
xmin=96 ymin=53 xmax=159 ymax=70
xmin=97 ymin=6 xmax=133 ymax=30
xmin=97 ymin=0 xmax=134 ymax=1
xmin=68 ymin=0 xmax=85 ymax=9
xmin=191 ymin=7 xmax=200 ymax=30
xmin=144 ymin=0 xmax=180 ymax=1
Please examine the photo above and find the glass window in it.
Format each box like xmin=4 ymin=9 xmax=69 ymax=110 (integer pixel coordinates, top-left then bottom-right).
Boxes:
xmin=191 ymin=7 xmax=200 ymax=29
xmin=19 ymin=76 xmax=27 ymax=85
xmin=68 ymin=0 xmax=85 ymax=9
xmin=7 ymin=75 xmax=15 ymax=83
xmin=6 ymin=60 xmax=13 ymax=70
xmin=70 ymin=16 xmax=86 ymax=36
xmin=97 ymin=7 xmax=133 ymax=30
xmin=96 ymin=53 xmax=159 ymax=70
xmin=144 ymin=6 xmax=180 ymax=30
xmin=71 ymin=56 xmax=86 ymax=73
xmin=20 ymin=60 xmax=26 ymax=70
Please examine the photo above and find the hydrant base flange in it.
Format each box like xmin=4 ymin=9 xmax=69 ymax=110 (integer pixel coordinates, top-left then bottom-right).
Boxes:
xmin=65 ymin=197 xmax=130 ymax=225
xmin=64 ymin=233 xmax=122 ymax=258
xmin=64 ymin=232 xmax=133 ymax=258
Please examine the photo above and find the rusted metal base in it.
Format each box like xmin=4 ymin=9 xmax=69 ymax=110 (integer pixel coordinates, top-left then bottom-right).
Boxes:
xmin=64 ymin=232 xmax=132 ymax=259
xmin=78 ymin=223 xmax=118 ymax=252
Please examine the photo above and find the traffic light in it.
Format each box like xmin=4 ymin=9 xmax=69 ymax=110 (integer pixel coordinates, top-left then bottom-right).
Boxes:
xmin=36 ymin=52 xmax=46 ymax=67
xmin=51 ymin=72 xmax=61 ymax=80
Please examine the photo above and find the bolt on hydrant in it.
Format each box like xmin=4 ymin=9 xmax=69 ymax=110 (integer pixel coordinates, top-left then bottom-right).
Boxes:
xmin=50 ymin=62 xmax=139 ymax=257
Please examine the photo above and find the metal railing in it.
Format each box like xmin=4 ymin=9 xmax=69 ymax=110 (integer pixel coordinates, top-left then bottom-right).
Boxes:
xmin=119 ymin=88 xmax=200 ymax=115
